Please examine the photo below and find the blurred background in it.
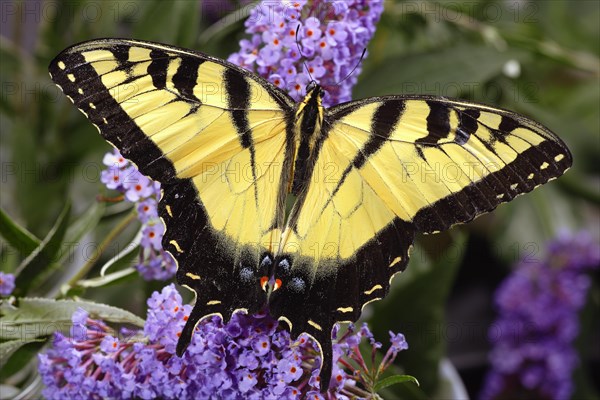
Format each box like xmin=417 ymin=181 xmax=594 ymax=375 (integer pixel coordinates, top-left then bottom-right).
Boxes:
xmin=1 ymin=0 xmax=598 ymax=399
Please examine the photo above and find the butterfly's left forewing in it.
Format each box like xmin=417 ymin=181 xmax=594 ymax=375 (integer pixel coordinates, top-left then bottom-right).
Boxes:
xmin=49 ymin=39 xmax=296 ymax=353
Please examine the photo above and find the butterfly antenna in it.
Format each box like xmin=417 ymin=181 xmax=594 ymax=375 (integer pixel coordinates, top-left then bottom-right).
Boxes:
xmin=295 ymin=24 xmax=315 ymax=83
xmin=332 ymin=48 xmax=367 ymax=87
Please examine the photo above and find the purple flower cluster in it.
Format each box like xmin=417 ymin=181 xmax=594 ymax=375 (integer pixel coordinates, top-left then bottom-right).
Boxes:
xmin=480 ymin=231 xmax=600 ymax=400
xmin=39 ymin=284 xmax=408 ymax=399
xmin=100 ymin=149 xmax=176 ymax=280
xmin=0 ymin=271 xmax=16 ymax=296
xmin=228 ymin=0 xmax=384 ymax=107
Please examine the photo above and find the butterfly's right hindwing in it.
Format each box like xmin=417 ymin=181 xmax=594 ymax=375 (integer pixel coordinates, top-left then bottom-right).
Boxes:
xmin=49 ymin=39 xmax=296 ymax=353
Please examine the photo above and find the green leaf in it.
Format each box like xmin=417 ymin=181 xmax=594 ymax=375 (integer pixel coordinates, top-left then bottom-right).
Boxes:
xmin=376 ymin=361 xmax=428 ymax=400
xmin=0 ymin=39 xmax=22 ymax=115
xmin=132 ymin=0 xmax=199 ymax=46
xmin=369 ymin=232 xmax=467 ymax=395
xmin=355 ymin=44 xmax=527 ymax=98
xmin=375 ymin=374 xmax=419 ymax=392
xmin=0 ymin=207 xmax=40 ymax=256
xmin=174 ymin=0 xmax=200 ymax=48
xmin=33 ymin=201 xmax=107 ymax=293
xmin=0 ymin=297 xmax=145 ymax=340
xmin=0 ymin=338 xmax=44 ymax=369
xmin=63 ymin=201 xmax=106 ymax=252
xmin=13 ymin=201 xmax=71 ymax=296
xmin=197 ymin=1 xmax=259 ymax=55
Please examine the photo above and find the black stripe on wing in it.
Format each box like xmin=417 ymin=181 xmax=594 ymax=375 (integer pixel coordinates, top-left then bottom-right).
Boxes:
xmin=173 ymin=57 xmax=203 ymax=103
xmin=327 ymin=96 xmax=572 ymax=233
xmin=148 ymin=49 xmax=169 ymax=90
xmin=49 ymin=49 xmax=177 ymax=183
xmin=456 ymin=109 xmax=479 ymax=145
xmin=311 ymin=100 xmax=405 ymax=223
xmin=412 ymin=106 xmax=573 ymax=233
xmin=415 ymin=101 xmax=451 ymax=159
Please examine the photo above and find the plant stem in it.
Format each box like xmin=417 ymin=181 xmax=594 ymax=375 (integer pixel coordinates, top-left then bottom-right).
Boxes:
xmin=66 ymin=210 xmax=138 ymax=288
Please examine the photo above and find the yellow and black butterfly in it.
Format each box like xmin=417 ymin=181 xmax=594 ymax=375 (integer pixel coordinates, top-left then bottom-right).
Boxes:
xmin=49 ymin=38 xmax=572 ymax=389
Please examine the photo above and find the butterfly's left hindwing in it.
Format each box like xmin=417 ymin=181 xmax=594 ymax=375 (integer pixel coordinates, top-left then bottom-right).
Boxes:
xmin=48 ymin=39 xmax=296 ymax=354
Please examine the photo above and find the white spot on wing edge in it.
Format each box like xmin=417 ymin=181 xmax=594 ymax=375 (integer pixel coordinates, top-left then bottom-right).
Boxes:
xmin=541 ymin=162 xmax=549 ymax=170
xmin=67 ymin=73 xmax=76 ymax=82
xmin=389 ymin=269 xmax=403 ymax=285
xmin=170 ymin=240 xmax=184 ymax=253
xmin=389 ymin=256 xmax=402 ymax=268
xmin=336 ymin=307 xmax=353 ymax=313
xmin=58 ymin=61 xmax=66 ymax=70
xmin=185 ymin=272 xmax=201 ymax=280
xmin=363 ymin=284 xmax=383 ymax=295
xmin=360 ymin=297 xmax=383 ymax=312
xmin=278 ymin=316 xmax=293 ymax=330
xmin=554 ymin=154 xmax=565 ymax=162
xmin=165 ymin=205 xmax=173 ymax=217
xmin=206 ymin=300 xmax=221 ymax=306
xmin=307 ymin=319 xmax=322 ymax=331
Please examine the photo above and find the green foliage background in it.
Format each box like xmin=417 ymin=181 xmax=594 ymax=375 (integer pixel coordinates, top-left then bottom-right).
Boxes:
xmin=1 ymin=1 xmax=598 ymax=398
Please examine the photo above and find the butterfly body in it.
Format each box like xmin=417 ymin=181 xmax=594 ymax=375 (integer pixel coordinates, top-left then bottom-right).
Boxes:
xmin=290 ymin=82 xmax=324 ymax=195
xmin=49 ymin=38 xmax=572 ymax=390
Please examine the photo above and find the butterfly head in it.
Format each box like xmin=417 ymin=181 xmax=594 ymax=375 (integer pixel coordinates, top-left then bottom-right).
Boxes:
xmin=296 ymin=80 xmax=324 ymax=121
xmin=306 ymin=80 xmax=322 ymax=97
